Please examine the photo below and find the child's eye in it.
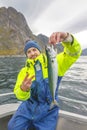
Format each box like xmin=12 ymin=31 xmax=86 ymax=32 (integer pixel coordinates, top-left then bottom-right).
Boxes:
xmin=33 ymin=48 xmax=37 ymax=51
xmin=27 ymin=50 xmax=31 ymax=53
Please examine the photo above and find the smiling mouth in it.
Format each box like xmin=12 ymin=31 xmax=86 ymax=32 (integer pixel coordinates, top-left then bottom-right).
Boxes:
xmin=30 ymin=55 xmax=37 ymax=59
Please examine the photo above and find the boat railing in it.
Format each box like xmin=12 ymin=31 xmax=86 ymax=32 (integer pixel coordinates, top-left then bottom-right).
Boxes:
xmin=0 ymin=92 xmax=87 ymax=105
xmin=0 ymin=92 xmax=14 ymax=97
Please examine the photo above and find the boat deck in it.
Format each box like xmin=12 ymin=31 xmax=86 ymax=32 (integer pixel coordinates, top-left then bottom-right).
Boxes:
xmin=0 ymin=103 xmax=87 ymax=130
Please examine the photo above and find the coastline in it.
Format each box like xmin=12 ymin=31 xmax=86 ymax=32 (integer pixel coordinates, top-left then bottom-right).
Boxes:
xmin=0 ymin=55 xmax=26 ymax=58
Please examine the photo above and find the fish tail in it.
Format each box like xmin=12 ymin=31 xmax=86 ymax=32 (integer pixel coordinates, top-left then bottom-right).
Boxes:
xmin=50 ymin=100 xmax=59 ymax=109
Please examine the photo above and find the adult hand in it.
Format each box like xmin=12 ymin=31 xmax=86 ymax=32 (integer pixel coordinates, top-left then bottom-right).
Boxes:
xmin=49 ymin=32 xmax=68 ymax=45
xmin=20 ymin=73 xmax=34 ymax=92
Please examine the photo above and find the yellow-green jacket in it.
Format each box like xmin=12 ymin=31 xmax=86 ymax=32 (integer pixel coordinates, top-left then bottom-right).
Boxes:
xmin=14 ymin=37 xmax=81 ymax=102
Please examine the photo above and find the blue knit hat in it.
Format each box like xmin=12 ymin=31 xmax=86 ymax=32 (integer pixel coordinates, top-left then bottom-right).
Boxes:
xmin=24 ymin=40 xmax=41 ymax=54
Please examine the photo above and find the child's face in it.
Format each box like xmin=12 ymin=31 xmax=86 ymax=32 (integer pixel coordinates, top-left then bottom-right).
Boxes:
xmin=26 ymin=47 xmax=40 ymax=59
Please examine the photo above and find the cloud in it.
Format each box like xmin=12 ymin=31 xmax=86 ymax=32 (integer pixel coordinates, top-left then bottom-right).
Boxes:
xmin=0 ymin=0 xmax=87 ymax=48
xmin=28 ymin=0 xmax=87 ymax=36
xmin=58 ymin=9 xmax=87 ymax=33
xmin=1 ymin=0 xmax=87 ymax=34
xmin=0 ymin=0 xmax=53 ymax=23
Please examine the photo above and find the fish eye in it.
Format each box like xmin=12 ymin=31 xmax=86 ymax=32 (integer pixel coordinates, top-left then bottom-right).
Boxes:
xmin=51 ymin=59 xmax=54 ymax=62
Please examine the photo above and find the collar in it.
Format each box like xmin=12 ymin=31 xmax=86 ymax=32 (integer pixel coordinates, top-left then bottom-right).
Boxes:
xmin=26 ymin=53 xmax=47 ymax=66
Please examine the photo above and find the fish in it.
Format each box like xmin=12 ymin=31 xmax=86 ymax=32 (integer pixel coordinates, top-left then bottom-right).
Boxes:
xmin=45 ymin=45 xmax=59 ymax=109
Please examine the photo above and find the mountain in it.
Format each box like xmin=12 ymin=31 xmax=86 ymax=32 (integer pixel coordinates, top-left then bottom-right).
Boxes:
xmin=0 ymin=7 xmax=45 ymax=55
xmin=81 ymin=48 xmax=87 ymax=56
xmin=37 ymin=34 xmax=48 ymax=45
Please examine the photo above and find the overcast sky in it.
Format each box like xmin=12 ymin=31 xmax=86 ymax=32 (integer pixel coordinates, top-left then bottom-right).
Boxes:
xmin=0 ymin=0 xmax=87 ymax=49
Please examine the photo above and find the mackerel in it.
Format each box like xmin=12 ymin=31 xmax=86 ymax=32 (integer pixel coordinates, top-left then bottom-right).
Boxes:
xmin=45 ymin=45 xmax=59 ymax=109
